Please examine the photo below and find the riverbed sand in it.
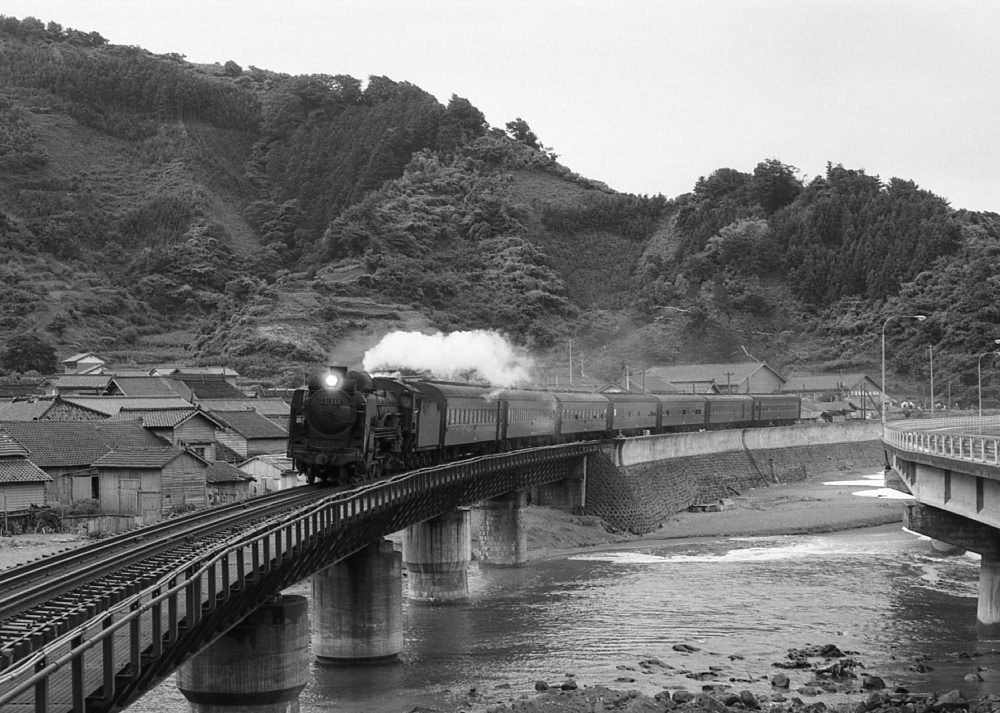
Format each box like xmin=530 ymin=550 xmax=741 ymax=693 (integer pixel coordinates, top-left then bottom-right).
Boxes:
xmin=523 ymin=466 xmax=905 ymax=561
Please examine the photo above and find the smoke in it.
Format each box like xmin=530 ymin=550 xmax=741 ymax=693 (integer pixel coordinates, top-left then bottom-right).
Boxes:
xmin=362 ymin=330 xmax=535 ymax=387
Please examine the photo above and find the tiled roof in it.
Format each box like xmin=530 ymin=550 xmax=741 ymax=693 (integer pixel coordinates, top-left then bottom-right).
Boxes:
xmin=41 ymin=400 xmax=108 ymax=421
xmin=61 ymin=352 xmax=102 ymax=364
xmin=206 ymin=461 xmax=253 ymax=483
xmin=0 ymin=421 xmax=168 ymax=467
xmin=43 ymin=375 xmax=113 ymax=390
xmin=110 ymin=408 xmax=224 ymax=429
xmin=0 ymin=400 xmax=54 ymax=421
xmin=646 ymin=363 xmax=786 ymax=386
xmin=213 ymin=410 xmax=288 ymax=439
xmin=0 ymin=428 xmax=30 ymax=457
xmin=786 ymin=374 xmax=877 ymax=392
xmin=61 ymin=396 xmax=194 ymax=417
xmin=92 ymin=448 xmax=186 ymax=469
xmin=199 ymin=399 xmax=290 ymax=418
xmin=108 ymin=377 xmax=192 ymax=399
xmin=0 ymin=457 xmax=52 ymax=483
xmin=185 ymin=380 xmax=246 ymax=400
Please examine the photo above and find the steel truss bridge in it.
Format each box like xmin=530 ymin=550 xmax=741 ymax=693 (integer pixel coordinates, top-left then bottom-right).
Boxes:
xmin=0 ymin=442 xmax=597 ymax=712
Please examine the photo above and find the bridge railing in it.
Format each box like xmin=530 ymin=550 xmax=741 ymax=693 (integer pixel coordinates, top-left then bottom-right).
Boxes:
xmin=0 ymin=442 xmax=596 ymax=712
xmin=884 ymin=417 xmax=1000 ymax=465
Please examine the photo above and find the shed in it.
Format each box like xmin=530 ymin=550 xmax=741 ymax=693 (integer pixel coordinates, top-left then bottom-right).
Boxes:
xmin=238 ymin=454 xmax=300 ymax=495
xmin=0 ymin=428 xmax=51 ymax=511
xmin=786 ymin=374 xmax=881 ymax=418
xmin=89 ymin=448 xmax=208 ymax=523
xmin=0 ymin=420 xmax=169 ymax=506
xmin=205 ymin=461 xmax=255 ymax=505
xmin=213 ymin=410 xmax=288 ymax=459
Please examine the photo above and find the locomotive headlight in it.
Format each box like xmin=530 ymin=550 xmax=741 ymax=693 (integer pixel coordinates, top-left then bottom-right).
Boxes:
xmin=324 ymin=373 xmax=342 ymax=388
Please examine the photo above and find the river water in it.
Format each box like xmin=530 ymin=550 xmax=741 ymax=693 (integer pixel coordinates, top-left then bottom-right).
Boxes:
xmin=133 ymin=472 xmax=999 ymax=712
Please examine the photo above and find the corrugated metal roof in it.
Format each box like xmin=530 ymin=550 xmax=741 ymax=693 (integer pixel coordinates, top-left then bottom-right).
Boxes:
xmin=213 ymin=411 xmax=288 ymax=439
xmin=0 ymin=421 xmax=168 ymax=467
xmin=0 ymin=457 xmax=52 ymax=483
xmin=92 ymin=448 xmax=186 ymax=468
xmin=786 ymin=374 xmax=877 ymax=391
xmin=43 ymin=375 xmax=113 ymax=389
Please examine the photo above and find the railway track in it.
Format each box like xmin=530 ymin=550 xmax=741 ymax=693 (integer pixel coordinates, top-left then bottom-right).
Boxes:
xmin=0 ymin=484 xmax=336 ymax=670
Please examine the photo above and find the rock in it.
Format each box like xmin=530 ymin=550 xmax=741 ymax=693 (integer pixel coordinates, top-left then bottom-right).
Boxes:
xmin=798 ymin=686 xmax=823 ymax=696
xmin=673 ymin=643 xmax=701 ymax=653
xmin=805 ymin=703 xmax=828 ymax=713
xmin=772 ymin=673 xmax=791 ymax=688
xmin=534 ymin=680 xmax=549 ymax=691
xmin=560 ymin=679 xmax=578 ymax=691
xmin=672 ymin=690 xmax=695 ymax=703
xmin=862 ymin=675 xmax=886 ymax=690
xmin=864 ymin=692 xmax=884 ymax=710
xmin=740 ymin=690 xmax=761 ymax=709
xmin=721 ymin=693 xmax=742 ymax=706
xmin=616 ymin=677 xmax=636 ymax=683
xmin=932 ymin=689 xmax=967 ymax=711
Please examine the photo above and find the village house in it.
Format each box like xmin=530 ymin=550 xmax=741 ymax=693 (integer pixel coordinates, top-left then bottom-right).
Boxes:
xmin=0 ymin=421 xmax=169 ymax=506
xmin=205 ymin=461 xmax=255 ymax=505
xmin=0 ymin=427 xmax=52 ymax=512
xmin=39 ymin=374 xmax=113 ymax=396
xmin=238 ymin=454 xmax=300 ymax=495
xmin=60 ymin=352 xmax=107 ymax=374
xmin=109 ymin=407 xmax=226 ymax=460
xmin=198 ymin=398 xmax=290 ymax=429
xmin=105 ymin=376 xmax=193 ymax=399
xmin=59 ymin=396 xmax=195 ymax=418
xmin=212 ymin=410 xmax=288 ymax=459
xmin=644 ymin=362 xmax=787 ymax=394
xmin=152 ymin=366 xmax=241 ymax=387
xmin=86 ymin=447 xmax=209 ymax=523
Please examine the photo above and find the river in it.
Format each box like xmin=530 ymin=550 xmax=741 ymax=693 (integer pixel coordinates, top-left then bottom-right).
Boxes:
xmin=132 ymin=473 xmax=996 ymax=712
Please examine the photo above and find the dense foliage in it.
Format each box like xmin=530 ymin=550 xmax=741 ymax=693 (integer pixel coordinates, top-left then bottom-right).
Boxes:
xmin=1 ymin=14 xmax=1000 ymax=401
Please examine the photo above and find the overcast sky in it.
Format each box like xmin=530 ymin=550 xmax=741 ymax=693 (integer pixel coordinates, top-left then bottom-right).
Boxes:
xmin=6 ymin=0 xmax=999 ymax=212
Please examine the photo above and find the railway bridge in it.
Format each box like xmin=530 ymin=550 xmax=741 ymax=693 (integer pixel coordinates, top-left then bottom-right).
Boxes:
xmin=0 ymin=441 xmax=596 ymax=713
xmin=885 ymin=417 xmax=1000 ymax=639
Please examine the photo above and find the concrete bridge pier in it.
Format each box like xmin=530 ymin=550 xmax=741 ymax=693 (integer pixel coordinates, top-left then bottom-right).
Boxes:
xmin=980 ymin=557 xmax=1000 ymax=639
xmin=478 ymin=490 xmax=528 ymax=566
xmin=531 ymin=457 xmax=587 ymax=512
xmin=176 ymin=594 xmax=309 ymax=713
xmin=311 ymin=539 xmax=403 ymax=663
xmin=403 ymin=508 xmax=472 ymax=603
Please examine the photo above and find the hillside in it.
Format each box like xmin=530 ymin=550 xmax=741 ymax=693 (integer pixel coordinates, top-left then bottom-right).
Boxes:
xmin=2 ymin=13 xmax=1000 ymax=405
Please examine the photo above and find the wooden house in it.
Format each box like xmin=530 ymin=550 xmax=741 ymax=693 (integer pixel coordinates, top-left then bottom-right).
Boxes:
xmin=39 ymin=375 xmax=113 ymax=396
xmin=87 ymin=448 xmax=209 ymax=523
xmin=644 ymin=362 xmax=786 ymax=394
xmin=59 ymin=396 xmax=195 ymax=418
xmin=110 ymin=407 xmax=225 ymax=460
xmin=199 ymin=398 xmax=290 ymax=429
xmin=238 ymin=454 xmax=300 ymax=495
xmin=0 ymin=428 xmax=51 ymax=511
xmin=60 ymin=353 xmax=107 ymax=374
xmin=213 ymin=410 xmax=288 ymax=459
xmin=206 ymin=461 xmax=254 ymax=505
xmin=0 ymin=421 xmax=169 ymax=506
xmin=106 ymin=376 xmax=192 ymax=399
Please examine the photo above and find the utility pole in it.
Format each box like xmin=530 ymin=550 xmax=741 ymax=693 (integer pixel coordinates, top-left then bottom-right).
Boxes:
xmin=568 ymin=339 xmax=573 ymax=387
xmin=724 ymin=371 xmax=734 ymax=394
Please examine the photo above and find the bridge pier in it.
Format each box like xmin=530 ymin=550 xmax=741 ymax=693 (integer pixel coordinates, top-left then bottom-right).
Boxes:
xmin=311 ymin=538 xmax=403 ymax=663
xmin=478 ymin=490 xmax=528 ymax=566
xmin=403 ymin=508 xmax=472 ymax=603
xmin=176 ymin=595 xmax=309 ymax=713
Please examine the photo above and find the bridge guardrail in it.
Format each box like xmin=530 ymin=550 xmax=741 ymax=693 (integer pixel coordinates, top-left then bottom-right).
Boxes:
xmin=884 ymin=417 xmax=1000 ymax=466
xmin=0 ymin=441 xmax=597 ymax=712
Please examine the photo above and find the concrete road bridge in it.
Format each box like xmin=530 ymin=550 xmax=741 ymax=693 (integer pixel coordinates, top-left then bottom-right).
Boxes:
xmin=884 ymin=417 xmax=1000 ymax=639
xmin=0 ymin=442 xmax=595 ymax=713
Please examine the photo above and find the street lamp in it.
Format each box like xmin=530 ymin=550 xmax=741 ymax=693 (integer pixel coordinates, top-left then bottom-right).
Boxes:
xmin=978 ymin=339 xmax=1000 ymax=417
xmin=929 ymin=345 xmax=934 ymax=416
xmin=881 ymin=314 xmax=926 ymax=425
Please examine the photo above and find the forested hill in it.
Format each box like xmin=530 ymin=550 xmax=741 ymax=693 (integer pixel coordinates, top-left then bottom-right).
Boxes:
xmin=2 ymin=14 xmax=1000 ymax=405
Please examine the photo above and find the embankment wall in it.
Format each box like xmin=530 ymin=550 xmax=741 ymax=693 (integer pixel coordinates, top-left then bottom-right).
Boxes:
xmin=585 ymin=421 xmax=885 ymax=534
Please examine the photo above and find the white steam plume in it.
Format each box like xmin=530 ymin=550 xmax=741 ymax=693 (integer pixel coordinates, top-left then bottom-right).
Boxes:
xmin=362 ymin=330 xmax=535 ymax=387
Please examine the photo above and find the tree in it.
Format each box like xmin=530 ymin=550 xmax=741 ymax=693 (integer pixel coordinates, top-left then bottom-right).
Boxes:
xmin=505 ymin=118 xmax=540 ymax=149
xmin=1 ymin=335 xmax=57 ymax=374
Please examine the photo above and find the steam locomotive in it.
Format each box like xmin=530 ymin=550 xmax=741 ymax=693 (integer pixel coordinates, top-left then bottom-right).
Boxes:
xmin=286 ymin=367 xmax=802 ymax=485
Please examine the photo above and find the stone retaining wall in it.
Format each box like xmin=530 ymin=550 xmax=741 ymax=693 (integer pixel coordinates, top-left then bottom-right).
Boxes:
xmin=584 ymin=423 xmax=885 ymax=534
